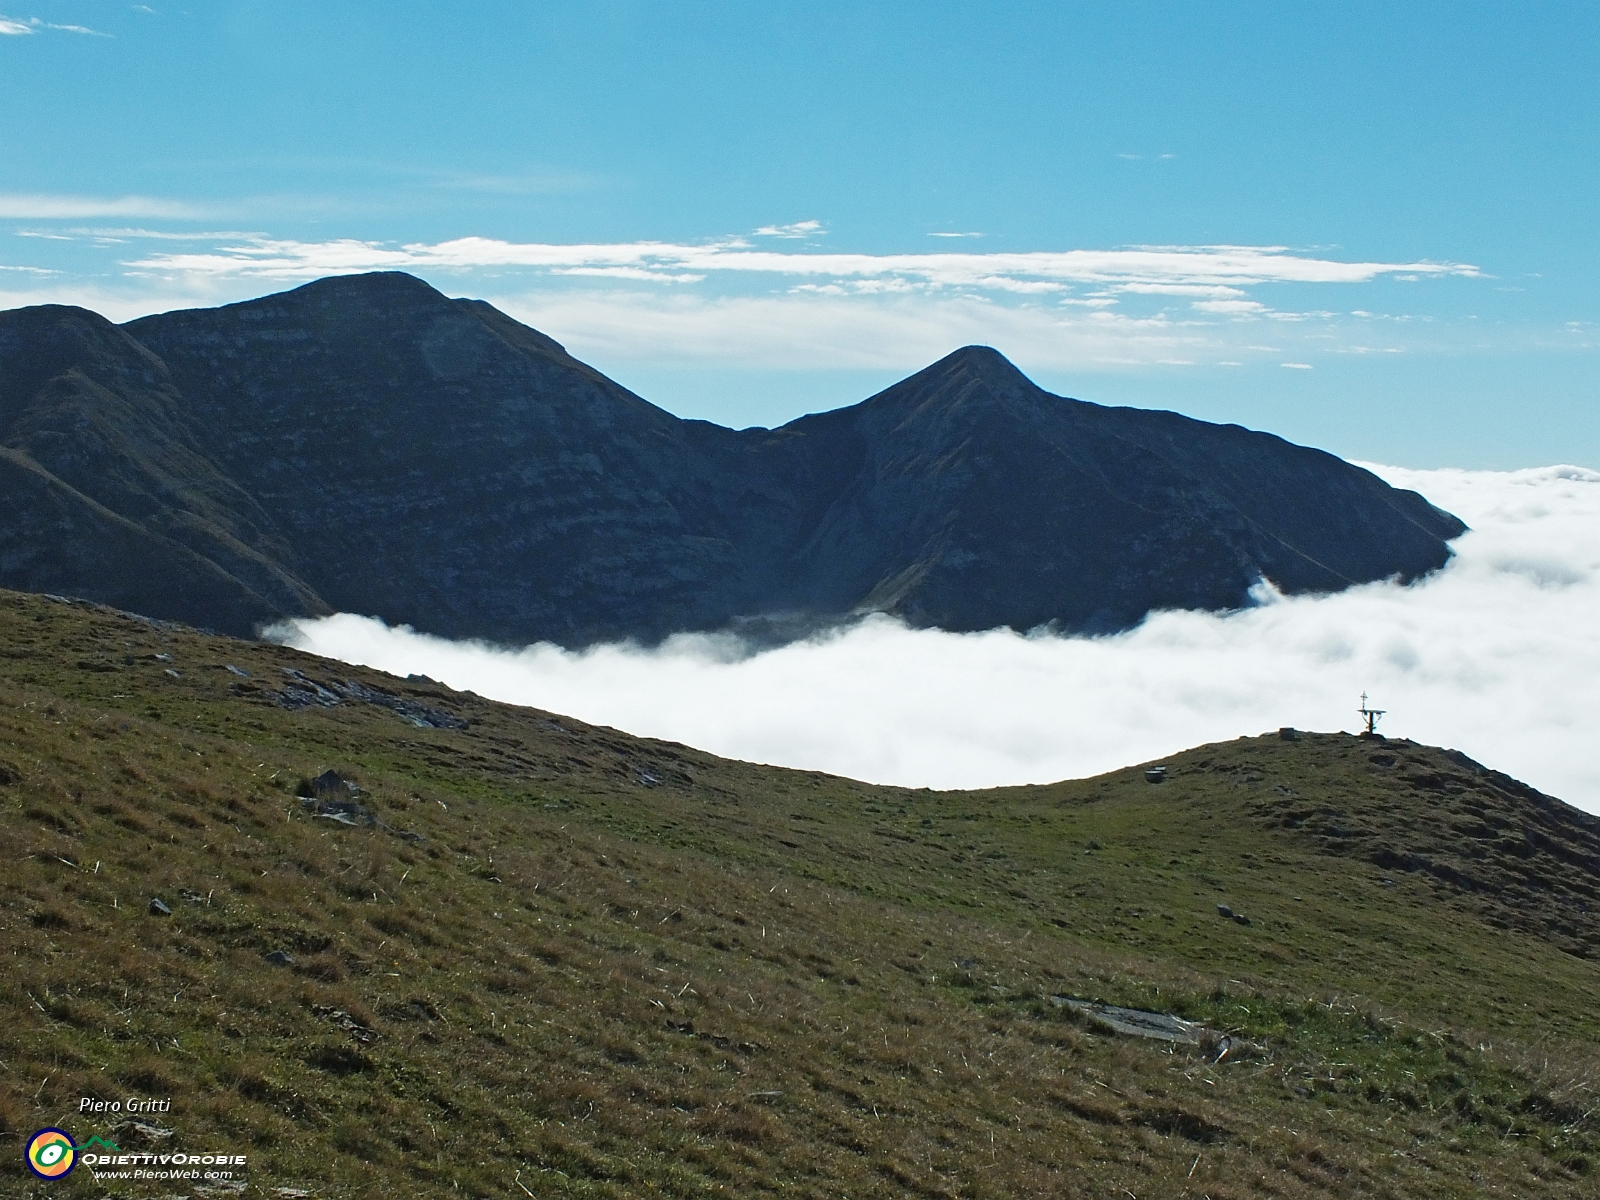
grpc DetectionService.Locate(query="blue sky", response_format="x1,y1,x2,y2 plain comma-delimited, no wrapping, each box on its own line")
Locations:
2,1,1596,468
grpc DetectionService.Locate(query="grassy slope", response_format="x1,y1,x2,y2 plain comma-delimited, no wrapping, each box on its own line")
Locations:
1,588,1596,1199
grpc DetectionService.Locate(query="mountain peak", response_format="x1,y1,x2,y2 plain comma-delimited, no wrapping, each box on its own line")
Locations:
4,276,1465,645
232,270,450,316
928,343,1035,386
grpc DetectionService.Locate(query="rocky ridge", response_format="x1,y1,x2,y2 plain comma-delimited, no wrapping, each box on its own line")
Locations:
0,272,1465,643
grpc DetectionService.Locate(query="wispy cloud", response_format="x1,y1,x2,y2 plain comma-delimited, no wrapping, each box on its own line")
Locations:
487,289,1215,370
271,466,1600,813
24,226,266,241
0,14,110,36
125,234,1479,293
753,220,824,239
0,217,1490,372
1194,299,1268,314
0,193,210,219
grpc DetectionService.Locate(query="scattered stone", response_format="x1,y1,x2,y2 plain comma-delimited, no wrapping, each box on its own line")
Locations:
225,664,251,677
300,771,375,823
296,770,421,840
1216,904,1234,918
336,677,469,729
1200,1028,1261,1062
193,1180,249,1197
277,668,343,708
1233,913,1252,926
1279,726,1299,740
163,668,181,679
110,1118,174,1145
307,769,358,798
1052,998,1203,1044
312,1004,378,1043
148,897,171,916
304,800,376,827
1380,878,1397,887
263,950,296,966
1144,766,1167,783
274,669,468,728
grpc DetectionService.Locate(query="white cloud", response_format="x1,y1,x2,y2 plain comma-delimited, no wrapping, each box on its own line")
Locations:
1113,283,1246,298
0,279,262,322
30,226,266,241
487,289,1213,370
0,222,1491,372
0,15,108,35
0,194,209,219
753,220,824,239
1193,299,1268,314
551,266,705,283
271,466,1600,815
123,235,1479,292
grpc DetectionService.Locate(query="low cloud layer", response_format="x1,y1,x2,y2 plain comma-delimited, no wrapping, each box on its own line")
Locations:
271,465,1600,813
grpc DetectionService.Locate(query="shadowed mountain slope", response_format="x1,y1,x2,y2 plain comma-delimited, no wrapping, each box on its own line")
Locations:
0,304,327,633
2,273,1463,643
2,589,1596,1198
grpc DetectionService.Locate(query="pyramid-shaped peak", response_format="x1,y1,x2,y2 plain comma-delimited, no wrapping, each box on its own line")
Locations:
925,344,1037,388
939,344,1018,368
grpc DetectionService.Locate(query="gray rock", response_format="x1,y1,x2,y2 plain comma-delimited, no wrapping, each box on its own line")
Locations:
263,950,295,966
148,897,171,916
1052,998,1204,1044
306,769,357,798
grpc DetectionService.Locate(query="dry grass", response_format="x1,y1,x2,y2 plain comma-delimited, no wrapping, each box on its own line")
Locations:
1,588,1597,1197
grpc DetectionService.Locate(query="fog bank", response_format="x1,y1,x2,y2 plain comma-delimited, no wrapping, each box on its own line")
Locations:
270,464,1600,813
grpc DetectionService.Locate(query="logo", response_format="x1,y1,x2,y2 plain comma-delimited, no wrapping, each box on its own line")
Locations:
26,1128,76,1179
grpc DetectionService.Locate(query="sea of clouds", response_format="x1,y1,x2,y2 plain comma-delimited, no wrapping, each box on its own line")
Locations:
270,464,1600,814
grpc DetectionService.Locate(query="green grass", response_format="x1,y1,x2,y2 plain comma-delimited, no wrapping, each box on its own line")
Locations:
1,588,1597,1197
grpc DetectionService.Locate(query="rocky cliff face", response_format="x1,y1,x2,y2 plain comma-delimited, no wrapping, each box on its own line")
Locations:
0,272,1464,643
